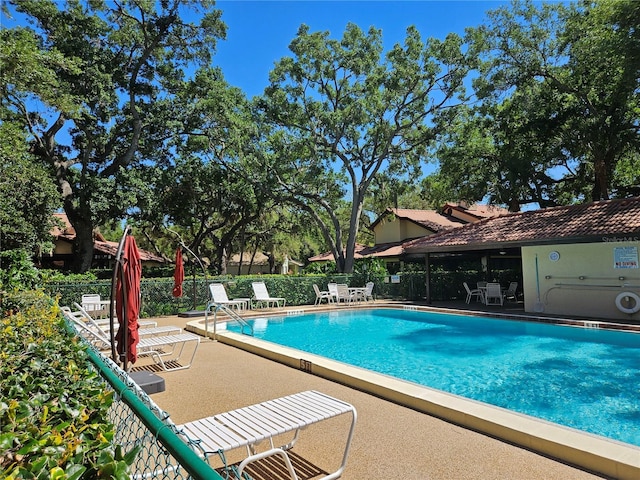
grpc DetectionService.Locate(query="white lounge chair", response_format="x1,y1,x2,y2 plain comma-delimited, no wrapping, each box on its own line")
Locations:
72,302,160,333
208,283,249,310
484,283,504,306
463,282,483,304
177,390,356,480
62,307,200,372
313,284,333,305
251,281,286,308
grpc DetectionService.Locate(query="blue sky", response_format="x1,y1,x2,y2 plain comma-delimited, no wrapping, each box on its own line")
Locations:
213,1,511,97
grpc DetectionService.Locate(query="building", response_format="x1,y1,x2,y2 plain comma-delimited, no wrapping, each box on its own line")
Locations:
405,197,640,321
308,204,508,272
42,213,165,269
227,252,303,275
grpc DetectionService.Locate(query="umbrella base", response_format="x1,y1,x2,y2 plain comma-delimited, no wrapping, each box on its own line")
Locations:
130,371,166,394
178,310,207,318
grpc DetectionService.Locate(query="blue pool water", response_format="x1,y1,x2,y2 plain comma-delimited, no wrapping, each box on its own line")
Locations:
227,309,640,447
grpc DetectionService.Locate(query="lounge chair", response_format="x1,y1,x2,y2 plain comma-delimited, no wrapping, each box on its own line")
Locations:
463,282,483,304
62,307,200,372
313,284,333,305
251,281,286,308
208,283,250,311
177,390,357,480
484,283,504,306
72,303,162,334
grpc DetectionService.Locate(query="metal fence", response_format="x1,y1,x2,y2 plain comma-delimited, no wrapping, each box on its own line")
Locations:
47,270,521,315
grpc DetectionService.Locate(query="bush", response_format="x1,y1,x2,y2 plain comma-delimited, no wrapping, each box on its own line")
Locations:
0,290,138,479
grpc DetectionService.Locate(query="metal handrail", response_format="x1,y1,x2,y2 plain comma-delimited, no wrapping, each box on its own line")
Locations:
204,302,254,339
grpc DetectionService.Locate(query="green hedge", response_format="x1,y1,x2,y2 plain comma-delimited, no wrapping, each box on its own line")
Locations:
0,290,137,479
45,270,522,316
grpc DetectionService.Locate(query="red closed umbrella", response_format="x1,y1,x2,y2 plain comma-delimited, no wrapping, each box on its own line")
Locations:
172,248,184,297
115,235,141,365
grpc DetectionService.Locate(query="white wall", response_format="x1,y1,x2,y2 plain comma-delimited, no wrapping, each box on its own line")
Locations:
522,241,640,321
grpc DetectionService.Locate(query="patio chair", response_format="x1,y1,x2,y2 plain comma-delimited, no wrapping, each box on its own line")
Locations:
252,281,286,308
208,283,249,311
361,282,375,302
336,284,356,303
463,282,483,304
328,282,339,303
484,283,504,306
313,284,333,305
81,293,109,318
504,282,518,302
62,306,200,372
177,390,357,480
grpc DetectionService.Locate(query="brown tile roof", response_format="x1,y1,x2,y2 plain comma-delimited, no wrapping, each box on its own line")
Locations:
370,208,465,233
443,202,510,219
405,197,640,253
308,244,369,262
94,240,165,264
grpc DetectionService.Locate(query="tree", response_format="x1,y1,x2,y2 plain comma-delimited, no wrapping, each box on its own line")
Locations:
260,23,471,272
465,0,640,204
1,0,225,272
0,122,61,258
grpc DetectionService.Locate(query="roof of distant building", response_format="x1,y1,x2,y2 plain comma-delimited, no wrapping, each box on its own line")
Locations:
405,197,640,253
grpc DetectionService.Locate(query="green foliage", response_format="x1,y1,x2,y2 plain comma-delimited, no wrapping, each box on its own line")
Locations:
0,122,61,254
261,22,473,272
0,291,138,479
433,0,640,209
2,0,227,273
0,250,41,292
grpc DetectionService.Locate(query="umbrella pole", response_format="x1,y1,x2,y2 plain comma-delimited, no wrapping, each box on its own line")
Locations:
166,229,211,337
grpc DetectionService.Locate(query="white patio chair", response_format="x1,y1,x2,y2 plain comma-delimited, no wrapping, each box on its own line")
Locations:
177,390,357,480
504,282,518,302
484,283,504,306
463,282,483,304
251,281,286,308
313,284,333,305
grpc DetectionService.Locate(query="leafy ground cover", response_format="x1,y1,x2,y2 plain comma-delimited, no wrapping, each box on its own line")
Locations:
0,290,137,479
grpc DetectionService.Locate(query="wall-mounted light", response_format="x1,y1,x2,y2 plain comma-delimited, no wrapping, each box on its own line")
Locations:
499,250,506,255
579,276,586,280
545,275,552,279
619,276,626,281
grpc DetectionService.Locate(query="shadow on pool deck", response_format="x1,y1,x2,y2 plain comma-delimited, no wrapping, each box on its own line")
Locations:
138,302,631,480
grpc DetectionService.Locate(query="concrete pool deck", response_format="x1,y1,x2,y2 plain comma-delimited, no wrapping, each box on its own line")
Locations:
144,304,639,479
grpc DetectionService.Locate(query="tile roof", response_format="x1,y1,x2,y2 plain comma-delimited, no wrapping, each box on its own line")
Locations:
405,197,640,253
443,202,510,219
308,244,369,262
94,240,165,264
370,208,465,233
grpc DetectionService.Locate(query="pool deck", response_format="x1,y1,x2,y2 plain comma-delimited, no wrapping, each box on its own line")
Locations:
143,302,639,480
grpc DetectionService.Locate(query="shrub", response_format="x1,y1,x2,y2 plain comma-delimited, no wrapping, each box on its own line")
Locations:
0,290,137,479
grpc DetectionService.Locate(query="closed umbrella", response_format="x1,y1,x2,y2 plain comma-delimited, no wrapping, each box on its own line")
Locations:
115,234,141,366
172,247,184,297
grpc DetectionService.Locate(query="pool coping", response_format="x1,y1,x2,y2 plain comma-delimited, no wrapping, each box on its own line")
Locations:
185,304,640,480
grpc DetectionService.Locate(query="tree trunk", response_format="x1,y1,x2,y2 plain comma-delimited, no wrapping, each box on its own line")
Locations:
68,213,95,273
591,154,611,201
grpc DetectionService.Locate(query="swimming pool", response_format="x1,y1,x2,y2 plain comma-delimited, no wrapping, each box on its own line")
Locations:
225,308,640,447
